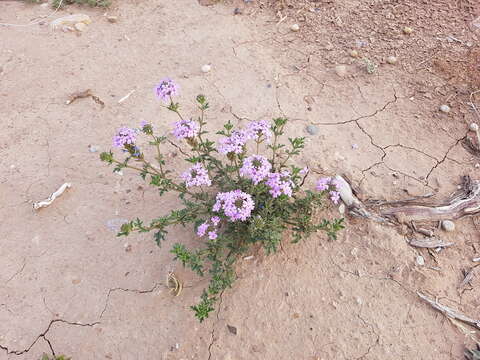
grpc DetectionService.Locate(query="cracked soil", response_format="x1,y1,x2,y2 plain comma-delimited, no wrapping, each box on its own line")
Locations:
1,0,480,359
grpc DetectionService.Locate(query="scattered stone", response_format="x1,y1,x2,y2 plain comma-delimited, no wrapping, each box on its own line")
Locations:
475,163,480,169
74,22,87,32
351,143,359,150
386,55,397,64
349,49,359,58
356,297,363,305
124,243,132,252
201,64,211,73
350,247,358,257
233,7,242,15
469,123,479,132
306,125,319,135
50,14,91,30
441,220,455,232
403,26,413,34
290,24,300,32
416,255,425,266
439,104,451,113
335,65,347,77
107,16,118,23
338,203,346,215
72,278,81,285
88,145,99,153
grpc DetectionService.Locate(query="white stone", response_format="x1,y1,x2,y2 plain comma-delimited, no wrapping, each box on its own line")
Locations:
416,255,425,266
349,49,359,58
403,26,413,34
469,123,479,132
441,220,455,232
335,65,347,77
290,24,300,32
201,64,211,73
338,203,346,215
386,56,397,64
439,104,451,113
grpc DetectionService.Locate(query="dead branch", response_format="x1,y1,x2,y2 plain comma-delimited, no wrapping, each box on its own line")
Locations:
418,292,480,330
408,237,454,249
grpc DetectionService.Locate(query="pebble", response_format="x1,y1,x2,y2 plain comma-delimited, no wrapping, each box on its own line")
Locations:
306,125,319,135
439,104,451,113
233,7,242,15
386,55,397,64
351,143,359,149
403,26,413,34
441,220,455,232
356,297,363,305
290,24,300,32
88,145,99,153
335,65,347,77
469,123,479,132
416,255,425,266
107,16,118,23
475,163,480,168
349,49,359,58
74,22,88,32
201,64,211,73
338,203,346,215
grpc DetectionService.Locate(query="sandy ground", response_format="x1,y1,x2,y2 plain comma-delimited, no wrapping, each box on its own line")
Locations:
1,0,480,359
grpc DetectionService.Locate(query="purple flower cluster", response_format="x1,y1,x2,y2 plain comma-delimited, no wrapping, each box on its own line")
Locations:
113,127,137,148
154,78,179,102
172,119,200,139
217,130,249,155
316,177,341,204
247,120,272,142
181,163,211,187
213,190,255,221
240,155,272,185
197,216,221,240
265,171,294,198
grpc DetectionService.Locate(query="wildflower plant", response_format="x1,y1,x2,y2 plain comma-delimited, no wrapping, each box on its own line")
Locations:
100,79,344,321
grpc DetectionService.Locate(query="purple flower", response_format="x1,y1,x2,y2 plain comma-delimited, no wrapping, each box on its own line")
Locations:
211,216,220,226
140,120,148,128
197,222,209,237
154,78,179,102
181,163,211,187
329,191,340,204
240,155,272,184
246,120,272,142
113,127,137,148
217,130,248,155
208,231,218,240
316,177,331,191
172,119,200,139
213,190,255,221
330,178,342,191
266,171,294,198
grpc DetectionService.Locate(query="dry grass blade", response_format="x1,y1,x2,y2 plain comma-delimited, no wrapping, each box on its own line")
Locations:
166,272,183,297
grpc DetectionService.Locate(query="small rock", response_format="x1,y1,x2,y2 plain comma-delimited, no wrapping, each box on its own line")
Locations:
475,163,480,168
88,145,99,153
74,22,88,32
355,297,363,305
416,255,425,266
403,26,413,34
201,64,211,73
335,65,347,77
306,125,319,135
338,203,346,215
124,243,132,252
351,143,359,150
349,49,359,58
439,104,451,113
290,24,300,32
227,325,237,335
386,55,397,64
107,16,118,23
441,220,455,232
233,7,242,15
72,278,81,285
350,247,358,257
469,123,479,132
